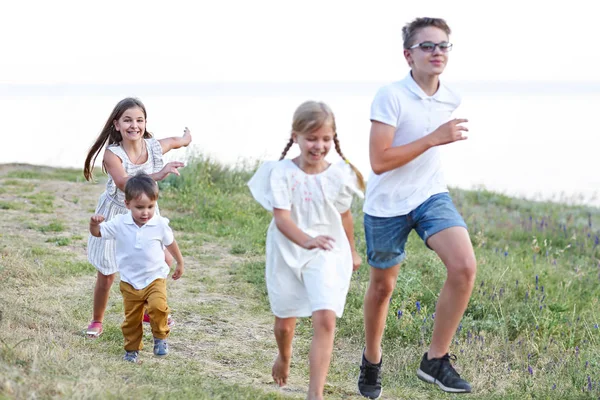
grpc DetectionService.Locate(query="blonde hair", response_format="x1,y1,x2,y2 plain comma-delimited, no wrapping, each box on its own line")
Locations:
279,101,365,191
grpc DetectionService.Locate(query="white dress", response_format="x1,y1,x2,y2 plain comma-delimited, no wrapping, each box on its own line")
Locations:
248,159,363,318
87,138,164,275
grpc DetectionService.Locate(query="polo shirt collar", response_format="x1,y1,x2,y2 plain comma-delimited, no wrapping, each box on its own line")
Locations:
123,212,159,226
403,71,454,103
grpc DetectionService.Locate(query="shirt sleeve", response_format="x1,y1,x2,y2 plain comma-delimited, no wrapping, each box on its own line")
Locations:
334,163,365,213
99,217,120,240
160,217,174,246
370,85,401,128
247,161,291,211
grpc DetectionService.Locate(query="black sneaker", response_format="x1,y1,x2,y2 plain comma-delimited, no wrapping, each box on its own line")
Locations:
358,350,382,399
417,352,472,393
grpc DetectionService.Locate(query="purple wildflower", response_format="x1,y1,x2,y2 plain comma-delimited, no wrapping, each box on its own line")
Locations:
416,301,421,312
397,310,403,319
528,365,533,375
535,275,539,290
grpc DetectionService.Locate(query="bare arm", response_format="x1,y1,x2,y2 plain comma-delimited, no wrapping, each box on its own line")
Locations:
165,239,185,280
369,119,468,175
89,215,105,237
273,208,335,250
340,209,361,271
159,127,192,154
103,151,185,191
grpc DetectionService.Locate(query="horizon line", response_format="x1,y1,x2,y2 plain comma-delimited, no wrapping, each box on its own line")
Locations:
2,80,600,96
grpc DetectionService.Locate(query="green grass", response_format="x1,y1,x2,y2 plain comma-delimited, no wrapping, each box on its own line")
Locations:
2,159,600,399
158,156,600,398
0,201,23,210
5,166,83,182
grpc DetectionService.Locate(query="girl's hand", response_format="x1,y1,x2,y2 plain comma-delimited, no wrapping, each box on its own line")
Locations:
182,127,192,146
303,235,335,251
172,263,184,280
351,249,362,271
90,215,105,225
429,118,468,146
158,161,185,179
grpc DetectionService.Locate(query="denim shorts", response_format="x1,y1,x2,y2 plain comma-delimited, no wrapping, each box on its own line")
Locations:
364,193,468,269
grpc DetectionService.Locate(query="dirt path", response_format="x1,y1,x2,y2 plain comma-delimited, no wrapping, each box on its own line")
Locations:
0,165,348,399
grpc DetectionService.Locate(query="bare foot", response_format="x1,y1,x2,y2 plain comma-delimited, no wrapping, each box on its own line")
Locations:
272,354,291,387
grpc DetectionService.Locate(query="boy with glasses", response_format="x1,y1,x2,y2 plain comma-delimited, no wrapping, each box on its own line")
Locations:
358,17,475,398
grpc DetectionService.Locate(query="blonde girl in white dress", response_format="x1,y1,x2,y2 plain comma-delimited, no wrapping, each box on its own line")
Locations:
83,97,192,338
248,101,365,400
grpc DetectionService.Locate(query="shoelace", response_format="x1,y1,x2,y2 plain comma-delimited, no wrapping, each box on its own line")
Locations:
434,354,461,381
360,363,381,385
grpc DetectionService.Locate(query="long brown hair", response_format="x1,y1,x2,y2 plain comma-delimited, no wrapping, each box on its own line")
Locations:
83,97,153,181
279,101,365,191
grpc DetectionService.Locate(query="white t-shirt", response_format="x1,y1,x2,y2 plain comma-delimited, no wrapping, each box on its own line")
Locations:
100,212,174,290
364,72,461,217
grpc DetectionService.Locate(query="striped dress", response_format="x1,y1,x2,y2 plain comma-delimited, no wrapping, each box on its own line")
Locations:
88,138,164,275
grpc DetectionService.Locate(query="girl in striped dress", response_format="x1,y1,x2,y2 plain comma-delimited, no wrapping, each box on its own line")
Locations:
83,97,192,338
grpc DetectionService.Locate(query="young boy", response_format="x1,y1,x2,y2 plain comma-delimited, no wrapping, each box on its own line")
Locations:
90,173,184,363
358,17,476,398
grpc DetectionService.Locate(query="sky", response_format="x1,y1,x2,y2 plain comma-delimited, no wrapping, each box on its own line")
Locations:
1,0,597,85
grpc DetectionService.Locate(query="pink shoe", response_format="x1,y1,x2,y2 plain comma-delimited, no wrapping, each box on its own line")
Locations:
86,321,103,338
143,313,174,327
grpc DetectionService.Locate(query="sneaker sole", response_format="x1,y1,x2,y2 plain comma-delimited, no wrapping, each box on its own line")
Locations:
357,383,382,399
417,369,471,393
85,330,102,338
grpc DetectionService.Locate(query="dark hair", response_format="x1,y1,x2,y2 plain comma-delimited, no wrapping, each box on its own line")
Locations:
124,173,159,202
83,97,153,181
279,101,365,191
402,17,451,49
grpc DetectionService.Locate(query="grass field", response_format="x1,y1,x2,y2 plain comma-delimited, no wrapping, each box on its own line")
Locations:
1,159,599,399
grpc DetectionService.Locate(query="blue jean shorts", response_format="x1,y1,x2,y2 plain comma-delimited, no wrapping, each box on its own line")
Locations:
364,193,468,269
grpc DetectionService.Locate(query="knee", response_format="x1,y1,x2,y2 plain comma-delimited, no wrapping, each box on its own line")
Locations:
368,279,396,303
313,313,336,334
274,320,295,338
147,298,168,314
448,256,477,287
97,273,115,289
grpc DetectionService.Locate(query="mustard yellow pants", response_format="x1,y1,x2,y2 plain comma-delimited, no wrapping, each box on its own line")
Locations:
120,279,170,351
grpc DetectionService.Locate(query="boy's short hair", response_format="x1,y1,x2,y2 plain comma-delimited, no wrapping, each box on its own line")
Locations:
402,17,451,49
124,173,159,202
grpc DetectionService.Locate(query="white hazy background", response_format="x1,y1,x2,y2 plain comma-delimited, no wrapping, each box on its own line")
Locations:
1,0,599,204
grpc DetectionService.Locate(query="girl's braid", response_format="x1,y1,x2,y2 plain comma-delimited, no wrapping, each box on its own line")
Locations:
279,136,294,160
333,134,366,191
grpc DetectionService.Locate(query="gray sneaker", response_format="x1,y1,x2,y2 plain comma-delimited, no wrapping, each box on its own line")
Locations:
417,353,472,393
123,350,139,363
153,338,169,357
358,350,382,399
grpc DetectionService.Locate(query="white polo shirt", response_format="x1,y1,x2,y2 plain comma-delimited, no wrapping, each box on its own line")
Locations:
100,212,174,290
364,72,461,217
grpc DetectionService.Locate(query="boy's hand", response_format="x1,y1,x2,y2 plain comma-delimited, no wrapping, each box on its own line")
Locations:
182,127,192,146
172,263,184,280
430,118,468,146
351,249,362,271
90,215,105,225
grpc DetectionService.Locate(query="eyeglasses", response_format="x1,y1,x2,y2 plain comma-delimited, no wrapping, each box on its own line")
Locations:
408,41,453,53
